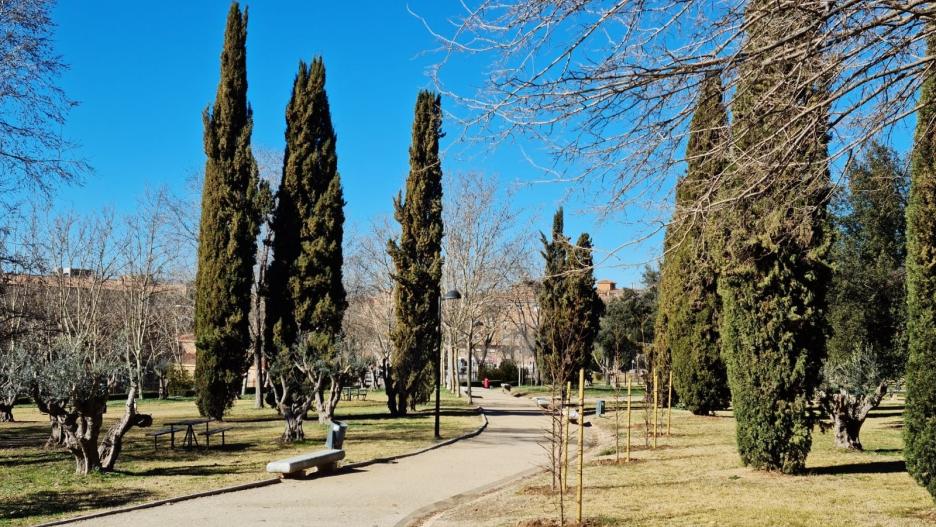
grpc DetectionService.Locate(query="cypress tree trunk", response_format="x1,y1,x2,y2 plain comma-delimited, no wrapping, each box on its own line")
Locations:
387,91,444,417
717,1,832,474
194,3,263,420
656,72,730,416
905,26,936,500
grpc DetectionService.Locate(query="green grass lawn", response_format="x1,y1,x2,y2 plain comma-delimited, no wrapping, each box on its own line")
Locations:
0,390,478,527
434,397,936,526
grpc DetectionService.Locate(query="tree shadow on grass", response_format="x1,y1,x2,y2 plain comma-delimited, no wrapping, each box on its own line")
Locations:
0,451,60,467
868,411,904,418
808,460,906,476
0,488,155,520
124,463,251,477
0,423,50,448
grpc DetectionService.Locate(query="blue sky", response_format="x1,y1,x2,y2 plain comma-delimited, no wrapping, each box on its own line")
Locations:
49,1,663,287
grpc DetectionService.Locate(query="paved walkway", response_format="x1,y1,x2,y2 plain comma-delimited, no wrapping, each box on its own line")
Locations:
66,389,547,527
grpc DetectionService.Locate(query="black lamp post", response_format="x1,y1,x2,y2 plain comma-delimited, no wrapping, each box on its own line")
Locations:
436,289,461,439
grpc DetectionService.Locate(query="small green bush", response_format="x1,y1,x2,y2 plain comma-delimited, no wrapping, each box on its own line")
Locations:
167,365,194,397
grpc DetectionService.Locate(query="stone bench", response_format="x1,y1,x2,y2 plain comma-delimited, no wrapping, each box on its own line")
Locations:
266,448,346,478
266,420,348,479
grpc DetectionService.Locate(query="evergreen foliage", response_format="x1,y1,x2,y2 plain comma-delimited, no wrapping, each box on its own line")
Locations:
716,1,832,473
264,57,347,422
654,72,730,415
536,210,603,385
595,287,655,375
536,209,571,383
827,143,907,378
386,90,444,416
567,233,604,375
905,29,936,499
194,3,264,419
819,142,906,450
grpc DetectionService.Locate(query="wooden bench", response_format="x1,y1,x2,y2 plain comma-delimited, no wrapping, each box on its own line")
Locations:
267,420,348,479
147,427,176,450
200,425,234,448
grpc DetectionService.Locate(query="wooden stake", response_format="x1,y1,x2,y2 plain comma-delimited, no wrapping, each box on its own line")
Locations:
667,370,673,437
653,370,659,449
614,373,620,463
562,381,571,491
576,368,585,524
626,374,632,462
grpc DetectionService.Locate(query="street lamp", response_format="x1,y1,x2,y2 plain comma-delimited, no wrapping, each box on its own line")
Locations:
436,289,462,439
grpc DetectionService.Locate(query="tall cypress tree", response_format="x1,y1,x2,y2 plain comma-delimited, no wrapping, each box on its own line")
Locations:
194,3,263,419
537,209,571,383
655,72,730,415
905,28,936,499
386,91,444,416
265,58,346,433
567,233,603,377
717,1,832,473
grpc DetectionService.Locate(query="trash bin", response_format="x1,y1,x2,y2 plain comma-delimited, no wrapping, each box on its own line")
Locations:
326,420,348,449
595,399,605,417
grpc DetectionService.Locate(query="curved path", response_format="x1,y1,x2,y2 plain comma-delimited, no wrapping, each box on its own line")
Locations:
66,389,547,527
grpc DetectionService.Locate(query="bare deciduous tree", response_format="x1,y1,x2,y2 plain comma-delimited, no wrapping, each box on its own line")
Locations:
442,172,530,394
28,210,152,474
118,188,184,397
344,218,397,390
426,1,932,248
0,0,86,197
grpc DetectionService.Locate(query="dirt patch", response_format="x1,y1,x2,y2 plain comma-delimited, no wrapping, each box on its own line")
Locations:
519,484,564,496
906,508,936,523
593,457,645,466
516,518,606,527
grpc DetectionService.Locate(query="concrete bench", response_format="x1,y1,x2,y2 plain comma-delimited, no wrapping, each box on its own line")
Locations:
267,420,348,479
147,427,176,450
200,425,233,448
266,448,345,478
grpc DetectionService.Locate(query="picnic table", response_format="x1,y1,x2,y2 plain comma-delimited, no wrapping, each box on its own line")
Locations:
342,386,367,401
164,418,212,449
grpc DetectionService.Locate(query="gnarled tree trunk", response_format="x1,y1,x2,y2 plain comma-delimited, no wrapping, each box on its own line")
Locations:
62,410,105,475
315,372,344,423
826,382,887,450
99,387,153,470
0,403,13,422
37,387,151,475
273,380,313,443
280,400,312,442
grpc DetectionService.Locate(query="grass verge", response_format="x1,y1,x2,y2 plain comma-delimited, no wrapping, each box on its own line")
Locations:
432,398,936,526
0,390,477,526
